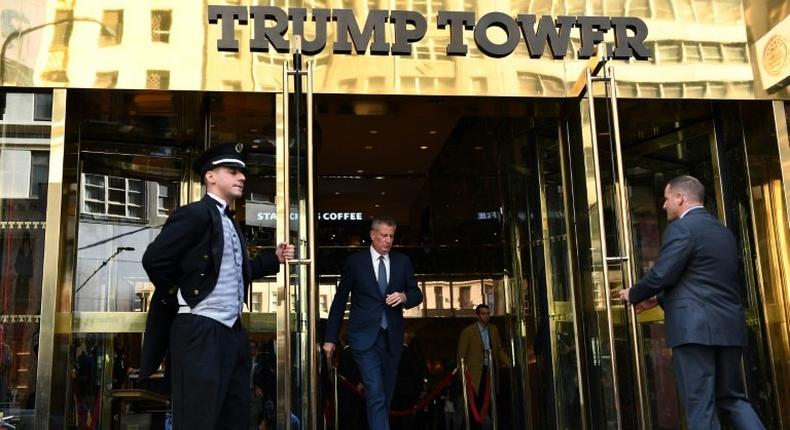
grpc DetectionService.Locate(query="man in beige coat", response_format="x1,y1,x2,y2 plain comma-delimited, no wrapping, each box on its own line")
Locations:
457,304,509,429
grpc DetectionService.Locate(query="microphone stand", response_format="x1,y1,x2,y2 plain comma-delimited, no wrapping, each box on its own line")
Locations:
75,248,127,294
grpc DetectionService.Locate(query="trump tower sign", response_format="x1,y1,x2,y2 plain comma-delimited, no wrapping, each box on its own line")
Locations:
207,6,651,60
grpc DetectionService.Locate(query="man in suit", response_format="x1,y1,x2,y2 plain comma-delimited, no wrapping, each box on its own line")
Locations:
323,217,423,430
619,175,764,430
140,143,294,429
457,304,509,430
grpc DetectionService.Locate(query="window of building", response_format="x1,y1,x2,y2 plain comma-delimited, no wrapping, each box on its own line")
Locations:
30,152,49,198
368,76,385,90
604,0,625,15
566,0,586,15
146,70,170,89
714,0,743,23
223,80,243,91
82,174,144,220
458,286,471,309
685,82,705,97
433,286,444,309
654,0,674,19
722,43,748,63
41,70,68,83
0,150,49,199
33,93,52,122
151,10,172,43
99,10,124,46
95,71,119,88
692,0,714,22
657,42,682,63
51,10,73,47
683,42,702,62
662,83,683,98
627,0,650,17
415,44,432,60
157,183,176,216
518,72,542,94
674,0,695,20
251,292,263,312
700,43,723,62
0,150,32,198
338,78,357,91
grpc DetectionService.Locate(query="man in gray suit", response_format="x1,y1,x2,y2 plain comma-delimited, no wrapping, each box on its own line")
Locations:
619,175,764,430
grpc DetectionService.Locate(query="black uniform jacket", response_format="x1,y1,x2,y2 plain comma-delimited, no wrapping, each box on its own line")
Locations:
139,195,280,377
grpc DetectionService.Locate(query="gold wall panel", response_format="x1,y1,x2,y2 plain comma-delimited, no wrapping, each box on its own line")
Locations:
0,0,787,99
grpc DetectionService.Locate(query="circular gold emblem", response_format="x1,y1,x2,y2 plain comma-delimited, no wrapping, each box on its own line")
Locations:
764,35,788,76
235,143,244,153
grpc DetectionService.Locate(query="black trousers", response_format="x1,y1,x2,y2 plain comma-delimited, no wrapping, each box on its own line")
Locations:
170,314,251,430
672,344,765,430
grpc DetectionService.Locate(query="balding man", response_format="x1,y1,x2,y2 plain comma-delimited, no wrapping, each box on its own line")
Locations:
619,175,764,430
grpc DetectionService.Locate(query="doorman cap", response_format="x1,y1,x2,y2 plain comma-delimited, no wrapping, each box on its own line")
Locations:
192,143,247,177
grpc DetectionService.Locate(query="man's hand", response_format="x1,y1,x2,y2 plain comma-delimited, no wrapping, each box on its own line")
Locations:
276,243,295,263
385,291,407,307
322,342,336,363
619,288,659,314
635,296,659,314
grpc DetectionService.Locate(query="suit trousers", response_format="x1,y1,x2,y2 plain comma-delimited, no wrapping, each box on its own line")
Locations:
170,314,251,430
352,328,402,430
672,344,765,430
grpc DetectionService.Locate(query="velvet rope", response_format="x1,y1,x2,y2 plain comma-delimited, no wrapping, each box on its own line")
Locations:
463,370,491,424
336,368,458,417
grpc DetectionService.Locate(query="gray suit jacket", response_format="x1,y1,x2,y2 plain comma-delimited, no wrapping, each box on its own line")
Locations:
628,208,747,348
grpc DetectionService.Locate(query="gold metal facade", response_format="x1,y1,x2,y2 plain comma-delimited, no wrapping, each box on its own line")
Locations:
0,0,788,99
2,2,790,430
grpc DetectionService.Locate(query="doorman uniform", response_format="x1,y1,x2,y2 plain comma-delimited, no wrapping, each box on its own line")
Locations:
140,143,281,429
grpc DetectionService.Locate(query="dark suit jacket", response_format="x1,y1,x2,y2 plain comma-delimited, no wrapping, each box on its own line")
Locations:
325,249,423,352
628,208,747,348
139,195,280,377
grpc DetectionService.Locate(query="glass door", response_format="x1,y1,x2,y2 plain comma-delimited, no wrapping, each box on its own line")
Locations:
275,51,318,429
570,62,731,429
54,90,281,429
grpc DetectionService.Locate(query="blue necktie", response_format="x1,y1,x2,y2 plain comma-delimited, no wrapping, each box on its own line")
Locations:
378,256,388,329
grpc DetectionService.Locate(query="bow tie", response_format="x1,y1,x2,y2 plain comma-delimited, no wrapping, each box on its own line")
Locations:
214,200,235,217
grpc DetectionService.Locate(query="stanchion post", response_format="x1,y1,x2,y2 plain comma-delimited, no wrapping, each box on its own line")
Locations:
460,358,471,430
487,349,498,429
332,366,339,430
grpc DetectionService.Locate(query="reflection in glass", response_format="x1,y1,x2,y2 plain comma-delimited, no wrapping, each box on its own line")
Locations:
0,90,53,426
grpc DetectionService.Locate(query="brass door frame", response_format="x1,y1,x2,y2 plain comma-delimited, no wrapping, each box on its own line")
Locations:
577,61,648,429
276,53,317,430
34,88,68,427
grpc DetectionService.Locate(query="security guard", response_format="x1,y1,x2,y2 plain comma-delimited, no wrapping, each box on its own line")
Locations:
140,143,293,429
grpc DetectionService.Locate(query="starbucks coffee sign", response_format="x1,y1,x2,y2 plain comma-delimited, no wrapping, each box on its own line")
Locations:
207,6,651,60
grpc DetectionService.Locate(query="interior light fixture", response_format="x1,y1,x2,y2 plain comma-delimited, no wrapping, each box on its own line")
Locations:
419,145,428,150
